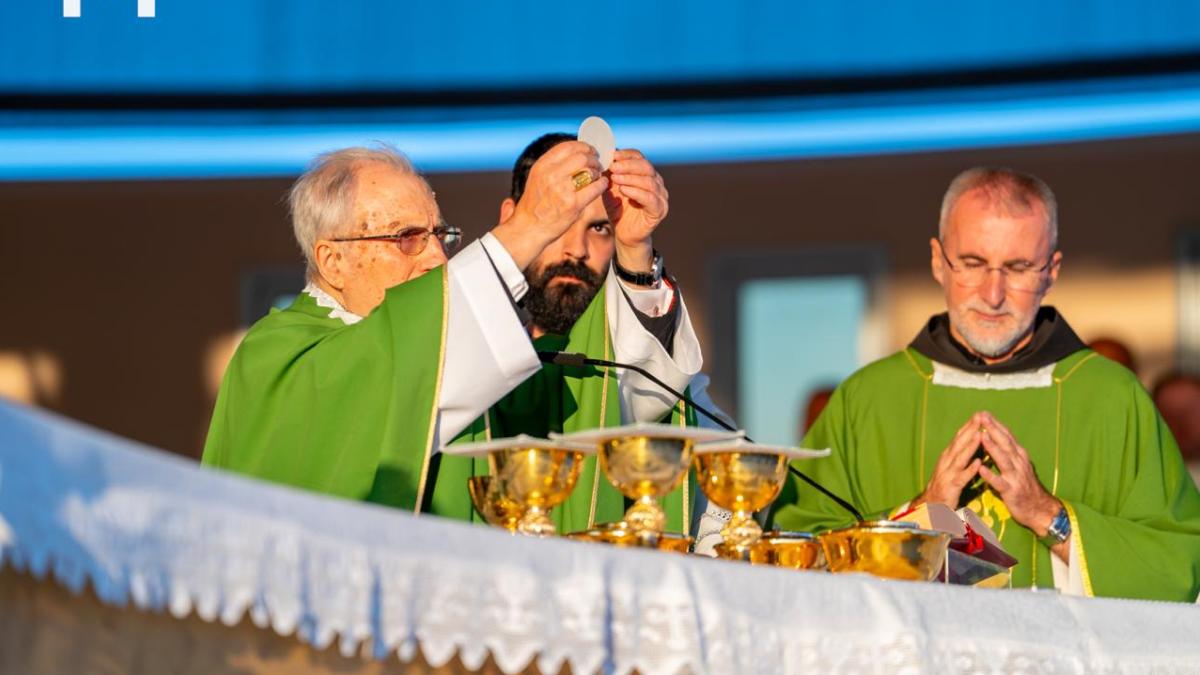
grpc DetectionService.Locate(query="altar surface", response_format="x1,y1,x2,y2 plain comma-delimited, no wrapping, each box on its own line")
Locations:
2,400,1197,674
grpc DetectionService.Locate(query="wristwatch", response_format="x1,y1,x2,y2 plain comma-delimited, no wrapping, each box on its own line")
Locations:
613,248,664,288
1038,505,1071,547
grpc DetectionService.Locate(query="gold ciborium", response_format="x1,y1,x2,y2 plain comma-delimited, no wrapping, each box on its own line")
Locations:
819,520,952,582
554,423,739,537
566,521,693,553
467,476,524,532
443,435,594,537
716,531,825,570
694,439,829,552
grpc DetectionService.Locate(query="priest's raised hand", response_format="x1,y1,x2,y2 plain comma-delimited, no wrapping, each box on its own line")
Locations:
493,140,608,270
604,148,670,280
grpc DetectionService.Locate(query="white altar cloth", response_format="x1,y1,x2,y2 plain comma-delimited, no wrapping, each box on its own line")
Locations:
1,399,1198,674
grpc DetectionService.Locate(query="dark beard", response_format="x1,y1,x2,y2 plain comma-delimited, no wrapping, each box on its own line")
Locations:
524,260,603,336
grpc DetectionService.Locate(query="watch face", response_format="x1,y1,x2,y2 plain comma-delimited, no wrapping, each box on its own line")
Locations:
1048,508,1070,542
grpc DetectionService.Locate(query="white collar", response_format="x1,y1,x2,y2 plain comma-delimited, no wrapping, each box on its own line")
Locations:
302,283,362,326
930,361,1056,390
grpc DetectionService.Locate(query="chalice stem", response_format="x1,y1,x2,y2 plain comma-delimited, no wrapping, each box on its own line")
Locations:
625,495,667,534
517,505,558,537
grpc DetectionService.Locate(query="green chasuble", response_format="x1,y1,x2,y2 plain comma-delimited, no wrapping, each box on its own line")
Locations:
452,282,697,535
773,347,1200,601
202,267,480,519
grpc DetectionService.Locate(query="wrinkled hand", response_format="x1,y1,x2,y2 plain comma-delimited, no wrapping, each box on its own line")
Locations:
496,141,608,269
976,412,1061,535
603,149,668,271
520,141,609,243
913,412,986,509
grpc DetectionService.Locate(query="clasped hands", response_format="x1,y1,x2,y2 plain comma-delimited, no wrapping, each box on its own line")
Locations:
913,411,1062,540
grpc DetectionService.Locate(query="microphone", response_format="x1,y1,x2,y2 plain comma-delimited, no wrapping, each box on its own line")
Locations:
535,350,864,522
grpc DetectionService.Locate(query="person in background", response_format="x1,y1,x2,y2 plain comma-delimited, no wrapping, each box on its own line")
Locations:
1153,372,1200,488
801,386,836,438
1088,337,1138,375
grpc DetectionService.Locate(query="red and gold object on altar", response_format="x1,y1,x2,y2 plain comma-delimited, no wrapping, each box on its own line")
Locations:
893,502,1018,587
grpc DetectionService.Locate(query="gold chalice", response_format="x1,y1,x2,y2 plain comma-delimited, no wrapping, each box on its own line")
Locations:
716,531,825,570
443,435,595,537
819,520,952,582
466,476,524,532
554,423,739,538
694,439,830,552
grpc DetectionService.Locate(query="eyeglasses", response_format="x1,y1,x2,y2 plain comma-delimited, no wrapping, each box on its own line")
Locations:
331,224,462,256
938,239,1055,292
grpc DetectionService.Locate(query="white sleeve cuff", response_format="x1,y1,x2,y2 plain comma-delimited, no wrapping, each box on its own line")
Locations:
605,265,703,423
435,240,540,446
479,232,529,302
1050,536,1085,596
618,277,675,317
692,500,734,557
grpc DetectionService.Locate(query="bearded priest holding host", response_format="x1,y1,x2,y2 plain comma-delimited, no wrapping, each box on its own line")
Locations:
450,132,705,534
201,138,702,527
771,167,1200,602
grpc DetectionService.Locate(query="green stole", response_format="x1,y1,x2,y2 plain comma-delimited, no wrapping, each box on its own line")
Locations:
773,347,1200,602
202,268,469,517
451,282,697,534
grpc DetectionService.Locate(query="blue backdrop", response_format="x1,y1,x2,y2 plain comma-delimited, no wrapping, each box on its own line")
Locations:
3,1,1200,93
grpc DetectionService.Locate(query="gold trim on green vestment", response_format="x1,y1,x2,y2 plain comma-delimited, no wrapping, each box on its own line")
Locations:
414,266,451,515
586,324,612,529
1063,500,1095,596
1048,352,1097,593
901,349,934,485
677,398,689,532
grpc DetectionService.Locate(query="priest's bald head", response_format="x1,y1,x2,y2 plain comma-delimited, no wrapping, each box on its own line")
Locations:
930,167,1063,364
289,146,455,317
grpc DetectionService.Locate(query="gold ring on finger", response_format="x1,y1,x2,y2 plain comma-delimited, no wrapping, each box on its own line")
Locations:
571,170,593,191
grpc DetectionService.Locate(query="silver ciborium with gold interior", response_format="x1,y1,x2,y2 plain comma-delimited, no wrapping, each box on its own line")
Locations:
692,438,830,561
819,520,953,582
721,531,826,570
443,435,595,537
553,423,739,548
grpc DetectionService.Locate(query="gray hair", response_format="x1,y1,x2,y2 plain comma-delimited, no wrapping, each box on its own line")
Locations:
938,167,1058,250
288,145,418,275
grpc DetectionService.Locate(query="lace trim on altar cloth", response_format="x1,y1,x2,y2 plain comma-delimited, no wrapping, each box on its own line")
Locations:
4,400,1200,675
303,283,362,325
932,361,1056,390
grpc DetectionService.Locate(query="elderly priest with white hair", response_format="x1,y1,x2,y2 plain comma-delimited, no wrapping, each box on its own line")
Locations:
202,142,676,517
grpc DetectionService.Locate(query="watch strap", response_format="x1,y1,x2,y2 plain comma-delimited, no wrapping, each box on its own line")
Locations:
1038,505,1071,547
613,248,663,287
